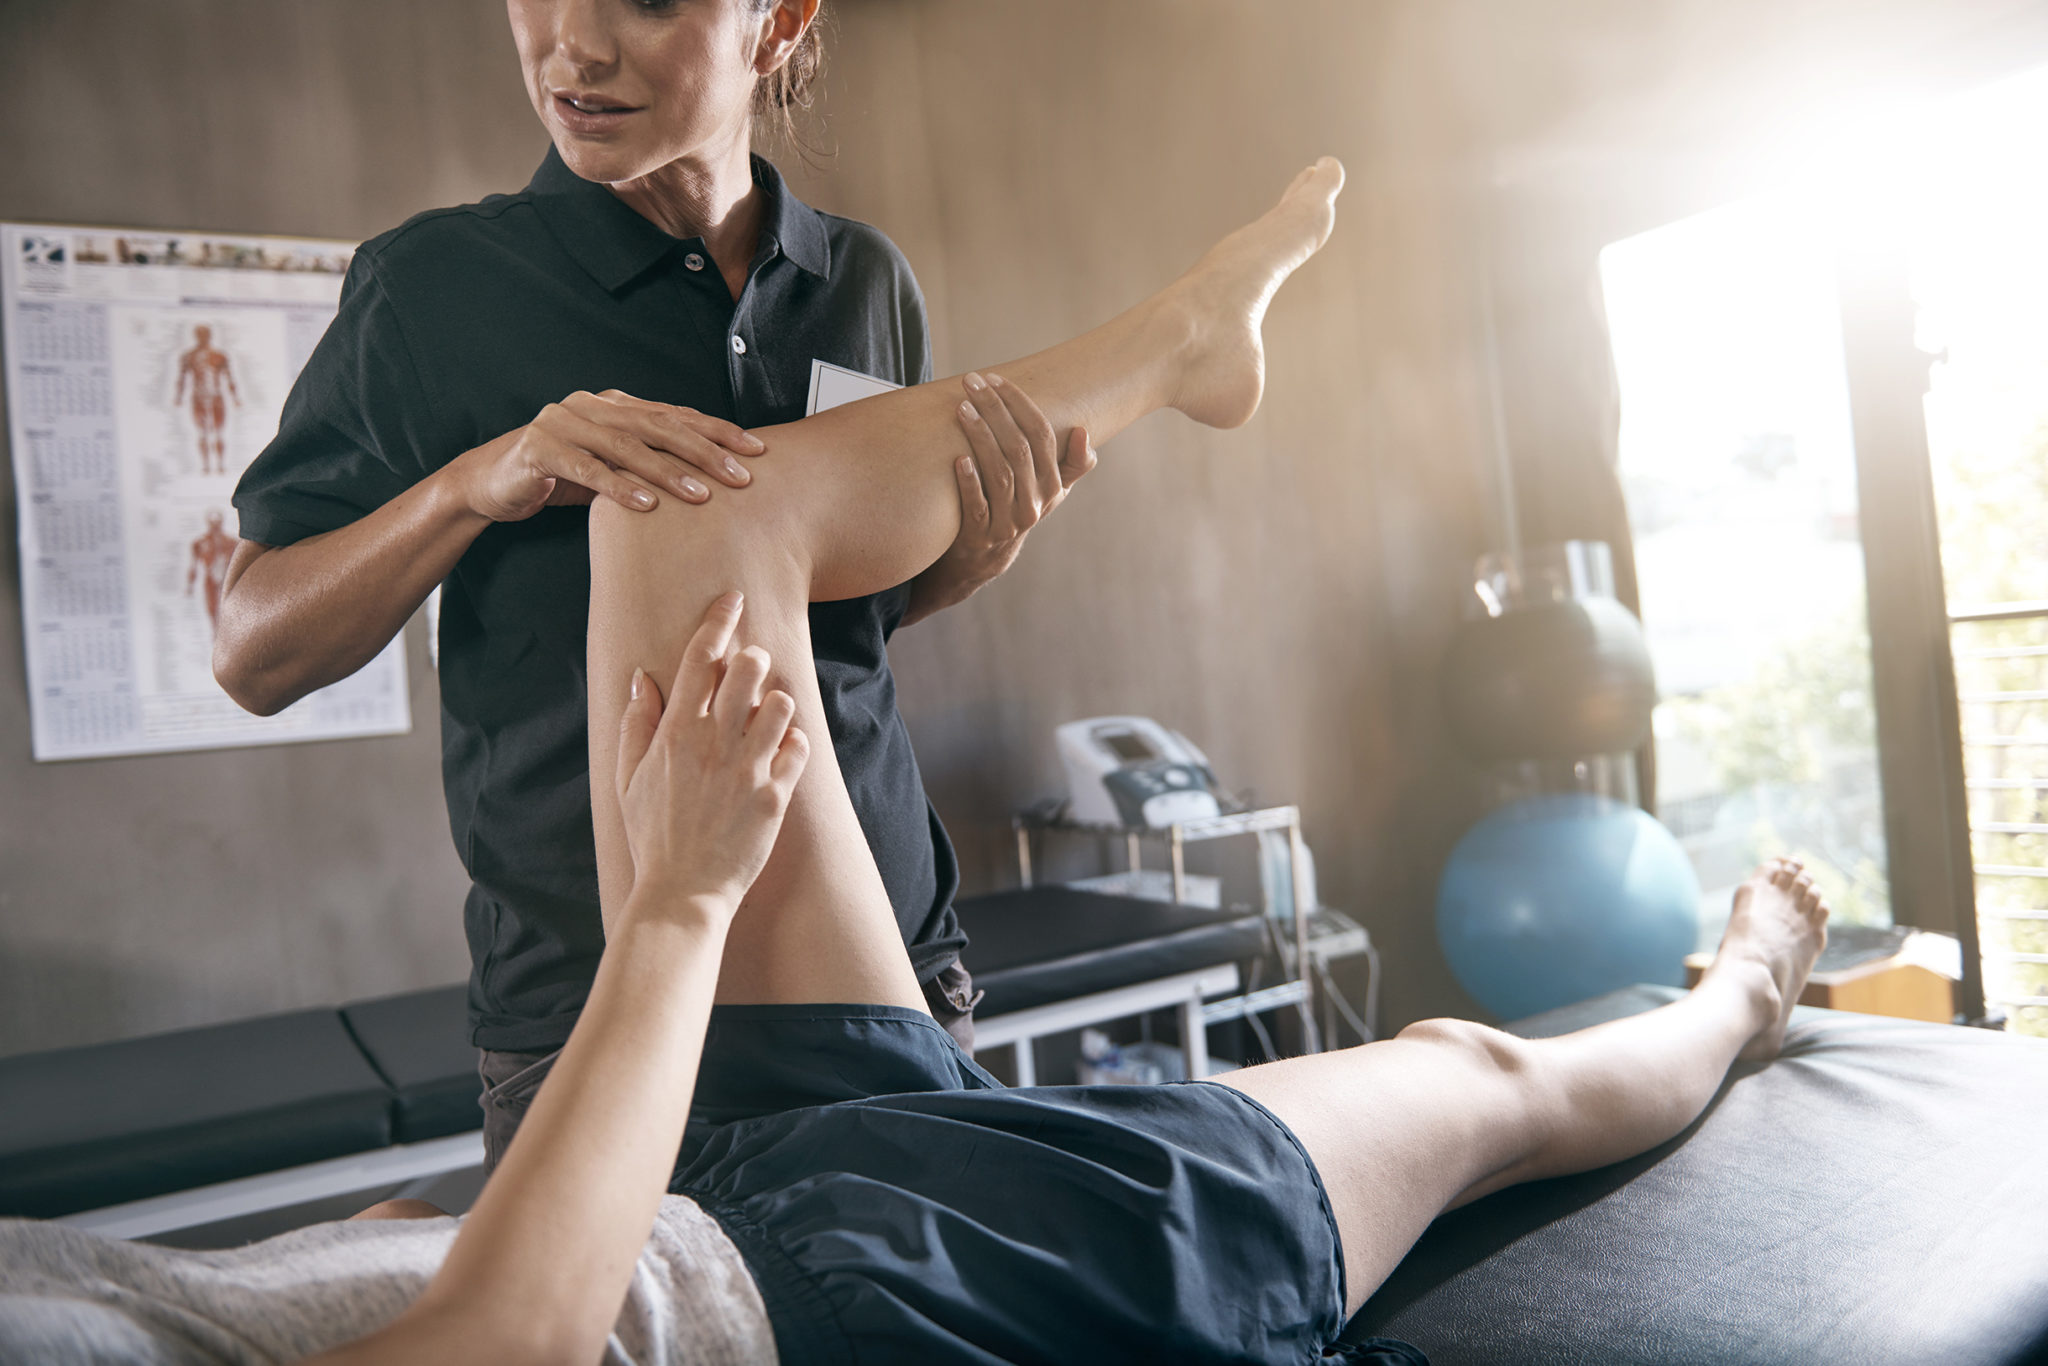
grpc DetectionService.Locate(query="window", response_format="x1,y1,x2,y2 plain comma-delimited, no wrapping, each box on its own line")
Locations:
1601,202,1887,942
1600,63,2048,1033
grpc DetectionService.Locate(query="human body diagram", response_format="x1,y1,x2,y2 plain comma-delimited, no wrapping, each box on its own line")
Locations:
173,325,240,474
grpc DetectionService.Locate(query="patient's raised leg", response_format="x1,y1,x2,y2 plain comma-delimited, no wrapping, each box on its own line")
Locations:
1223,859,1830,1313
588,159,1344,1005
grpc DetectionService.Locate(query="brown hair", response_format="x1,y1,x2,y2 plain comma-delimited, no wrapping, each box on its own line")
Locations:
751,0,830,158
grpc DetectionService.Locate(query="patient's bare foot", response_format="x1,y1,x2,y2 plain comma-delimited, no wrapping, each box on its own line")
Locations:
1166,157,1344,429
1704,858,1830,1063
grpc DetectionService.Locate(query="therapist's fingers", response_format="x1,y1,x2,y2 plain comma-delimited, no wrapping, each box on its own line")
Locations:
986,374,1061,510
1058,426,1098,490
616,667,662,797
557,392,728,498
590,390,765,488
595,390,764,456
954,392,1012,518
950,443,993,537
673,592,744,719
532,402,710,507
960,373,1030,516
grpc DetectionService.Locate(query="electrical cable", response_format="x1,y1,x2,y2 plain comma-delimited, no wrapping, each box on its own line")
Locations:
1240,942,1281,1063
1315,957,1376,1045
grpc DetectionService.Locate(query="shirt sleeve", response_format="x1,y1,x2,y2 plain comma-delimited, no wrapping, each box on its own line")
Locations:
897,261,933,387
232,252,449,548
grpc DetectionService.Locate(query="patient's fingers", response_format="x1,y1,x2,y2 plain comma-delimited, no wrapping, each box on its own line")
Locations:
747,689,798,766
770,723,810,793
675,592,743,718
615,667,662,797
714,645,772,735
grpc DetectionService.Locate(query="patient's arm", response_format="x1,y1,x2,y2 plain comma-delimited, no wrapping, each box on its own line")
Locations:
308,598,805,1366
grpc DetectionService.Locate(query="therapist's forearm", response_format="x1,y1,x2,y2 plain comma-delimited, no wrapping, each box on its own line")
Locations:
213,460,491,715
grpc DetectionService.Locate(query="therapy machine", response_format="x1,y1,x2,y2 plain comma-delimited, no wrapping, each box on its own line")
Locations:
1056,716,1223,828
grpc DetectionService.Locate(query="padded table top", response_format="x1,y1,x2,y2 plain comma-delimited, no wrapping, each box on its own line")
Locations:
1344,986,2048,1366
341,986,483,1144
0,1010,392,1220
955,887,1272,1017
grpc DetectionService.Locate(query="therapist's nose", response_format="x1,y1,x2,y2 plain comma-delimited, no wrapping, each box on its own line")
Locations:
552,0,620,79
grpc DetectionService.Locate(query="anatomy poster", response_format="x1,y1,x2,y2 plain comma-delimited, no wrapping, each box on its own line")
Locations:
3,223,409,760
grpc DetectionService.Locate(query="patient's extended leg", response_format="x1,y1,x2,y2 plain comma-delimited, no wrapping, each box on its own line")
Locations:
748,156,1343,604
1223,858,1830,1313
588,160,1343,1004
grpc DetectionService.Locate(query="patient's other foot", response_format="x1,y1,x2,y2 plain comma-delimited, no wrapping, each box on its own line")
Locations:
1168,157,1344,429
1706,858,1830,1063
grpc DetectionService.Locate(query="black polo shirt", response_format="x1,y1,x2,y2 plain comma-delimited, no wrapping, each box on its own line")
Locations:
234,148,964,1052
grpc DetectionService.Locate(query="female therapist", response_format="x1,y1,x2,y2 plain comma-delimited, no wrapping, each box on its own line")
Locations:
217,0,1090,1174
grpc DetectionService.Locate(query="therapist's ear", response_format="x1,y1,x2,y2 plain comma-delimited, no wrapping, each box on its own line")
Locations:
753,0,821,80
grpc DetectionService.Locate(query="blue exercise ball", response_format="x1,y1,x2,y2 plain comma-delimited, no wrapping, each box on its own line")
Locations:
1436,792,1701,1020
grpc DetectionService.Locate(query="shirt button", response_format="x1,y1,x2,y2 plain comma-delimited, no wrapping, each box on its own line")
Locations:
731,334,748,356
683,252,706,272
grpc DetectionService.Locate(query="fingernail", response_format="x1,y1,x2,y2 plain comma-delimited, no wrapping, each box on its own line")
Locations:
987,372,1005,387
964,372,986,391
630,490,656,509
724,457,748,482
723,590,743,609
959,400,981,422
683,478,708,499
743,433,766,452
629,667,648,700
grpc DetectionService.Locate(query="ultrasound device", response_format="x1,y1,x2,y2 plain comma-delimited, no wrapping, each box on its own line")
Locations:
1055,716,1224,828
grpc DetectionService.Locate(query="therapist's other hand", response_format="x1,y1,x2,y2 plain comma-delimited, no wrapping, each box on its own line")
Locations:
457,389,766,522
904,372,1097,623
613,592,809,914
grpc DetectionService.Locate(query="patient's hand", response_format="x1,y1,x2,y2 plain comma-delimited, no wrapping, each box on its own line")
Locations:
612,592,809,915
902,372,1097,624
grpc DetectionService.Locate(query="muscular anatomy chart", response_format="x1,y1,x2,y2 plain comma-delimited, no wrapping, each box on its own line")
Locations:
174,325,240,474
3,222,408,760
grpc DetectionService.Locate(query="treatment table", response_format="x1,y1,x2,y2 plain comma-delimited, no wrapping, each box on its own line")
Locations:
2,946,2043,1362
1342,985,2048,1365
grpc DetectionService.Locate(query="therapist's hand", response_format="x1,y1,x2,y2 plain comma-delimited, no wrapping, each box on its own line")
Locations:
455,389,766,523
901,372,1097,625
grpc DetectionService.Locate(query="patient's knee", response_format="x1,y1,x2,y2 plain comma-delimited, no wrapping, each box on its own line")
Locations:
587,477,804,588
1397,1017,1535,1082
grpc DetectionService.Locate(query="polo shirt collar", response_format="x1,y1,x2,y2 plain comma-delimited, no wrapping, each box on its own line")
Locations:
526,145,831,292
752,155,831,280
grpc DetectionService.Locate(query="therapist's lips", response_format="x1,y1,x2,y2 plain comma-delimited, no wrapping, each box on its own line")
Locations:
552,90,643,134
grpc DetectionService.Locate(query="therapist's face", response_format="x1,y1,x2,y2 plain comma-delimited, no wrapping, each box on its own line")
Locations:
507,0,769,185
